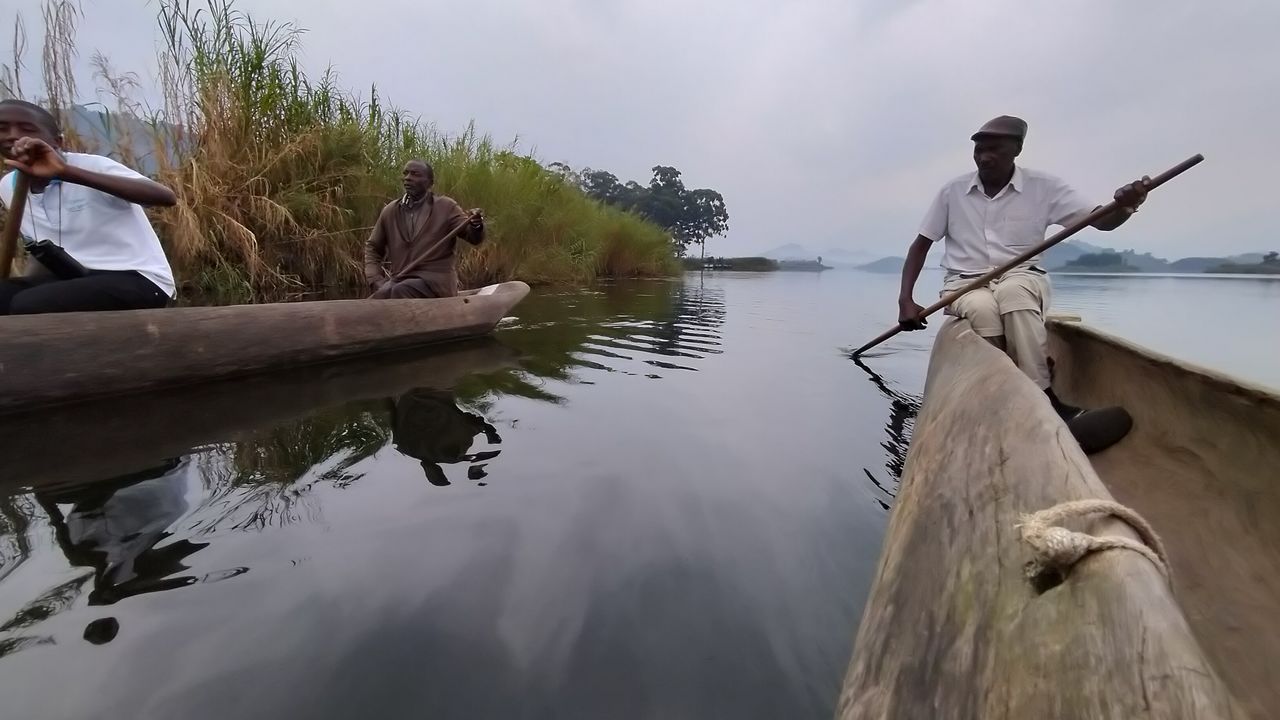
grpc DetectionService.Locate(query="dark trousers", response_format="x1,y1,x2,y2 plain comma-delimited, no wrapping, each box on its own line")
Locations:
368,278,441,299
0,271,170,315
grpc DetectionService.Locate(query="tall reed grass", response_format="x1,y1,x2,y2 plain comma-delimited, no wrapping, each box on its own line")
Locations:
2,0,677,301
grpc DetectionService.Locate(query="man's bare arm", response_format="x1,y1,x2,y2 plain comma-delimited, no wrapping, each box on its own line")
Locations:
897,235,932,330
61,164,177,207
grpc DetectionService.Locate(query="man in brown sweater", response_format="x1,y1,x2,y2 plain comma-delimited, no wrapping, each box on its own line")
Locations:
364,159,485,299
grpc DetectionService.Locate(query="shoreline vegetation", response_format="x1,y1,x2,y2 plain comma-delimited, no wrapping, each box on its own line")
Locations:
1204,257,1280,275
681,257,832,272
1,0,693,303
1053,250,1279,276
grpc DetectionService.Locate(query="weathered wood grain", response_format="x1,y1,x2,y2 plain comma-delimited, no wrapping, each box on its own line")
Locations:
1050,320,1280,720
837,319,1242,720
0,280,529,413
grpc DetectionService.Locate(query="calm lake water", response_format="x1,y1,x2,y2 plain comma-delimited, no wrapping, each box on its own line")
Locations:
0,269,1275,719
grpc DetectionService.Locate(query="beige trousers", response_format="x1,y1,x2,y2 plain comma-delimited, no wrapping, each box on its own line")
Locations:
942,268,1052,389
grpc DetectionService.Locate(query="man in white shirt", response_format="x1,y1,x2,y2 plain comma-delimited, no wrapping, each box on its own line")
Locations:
0,99,178,314
896,116,1150,441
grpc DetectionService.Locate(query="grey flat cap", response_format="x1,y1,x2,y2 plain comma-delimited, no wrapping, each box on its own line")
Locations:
971,115,1027,141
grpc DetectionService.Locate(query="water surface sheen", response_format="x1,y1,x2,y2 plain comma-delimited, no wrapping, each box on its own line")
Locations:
0,272,923,720
1,269,1272,719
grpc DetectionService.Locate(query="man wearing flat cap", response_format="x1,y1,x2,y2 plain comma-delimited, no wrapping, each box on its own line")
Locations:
896,115,1151,436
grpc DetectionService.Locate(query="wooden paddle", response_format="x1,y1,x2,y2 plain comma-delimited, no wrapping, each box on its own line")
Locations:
850,154,1205,358
1,172,31,279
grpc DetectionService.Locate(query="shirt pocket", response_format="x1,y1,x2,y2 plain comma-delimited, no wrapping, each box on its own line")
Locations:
999,212,1047,248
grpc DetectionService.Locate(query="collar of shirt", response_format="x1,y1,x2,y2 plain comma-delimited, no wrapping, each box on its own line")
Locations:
400,191,434,210
7,174,60,192
966,166,1024,200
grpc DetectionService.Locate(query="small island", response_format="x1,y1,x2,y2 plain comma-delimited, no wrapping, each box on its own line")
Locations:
683,256,777,271
684,256,832,272
777,258,833,272
1206,251,1280,275
1056,251,1143,273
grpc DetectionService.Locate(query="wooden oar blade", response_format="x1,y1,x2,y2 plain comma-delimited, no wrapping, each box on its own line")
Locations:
1,172,32,280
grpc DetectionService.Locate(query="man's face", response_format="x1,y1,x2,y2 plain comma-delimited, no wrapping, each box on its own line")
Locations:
0,104,60,160
402,162,433,198
973,136,1020,181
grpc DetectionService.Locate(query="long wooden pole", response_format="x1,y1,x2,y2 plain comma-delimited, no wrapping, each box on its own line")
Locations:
388,217,475,282
1,172,31,280
850,154,1205,358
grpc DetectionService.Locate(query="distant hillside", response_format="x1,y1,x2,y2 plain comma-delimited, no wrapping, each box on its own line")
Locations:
1226,253,1265,265
1042,239,1106,268
1169,257,1223,273
855,256,906,274
817,246,875,265
853,239,1100,275
61,104,184,176
1207,252,1280,275
1054,248,1271,274
1057,252,1143,273
761,243,810,260
849,238,1272,277
761,244,872,267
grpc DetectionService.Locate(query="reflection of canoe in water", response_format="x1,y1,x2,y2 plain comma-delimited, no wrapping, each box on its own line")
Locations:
0,337,521,493
0,280,530,413
838,317,1279,719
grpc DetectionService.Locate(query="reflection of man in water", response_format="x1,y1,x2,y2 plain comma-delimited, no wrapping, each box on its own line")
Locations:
389,389,502,486
35,458,205,607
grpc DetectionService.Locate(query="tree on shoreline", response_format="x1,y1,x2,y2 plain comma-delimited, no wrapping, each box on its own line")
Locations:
559,164,729,257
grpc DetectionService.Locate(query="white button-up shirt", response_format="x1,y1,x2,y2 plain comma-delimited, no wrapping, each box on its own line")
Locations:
1,153,175,297
918,166,1096,275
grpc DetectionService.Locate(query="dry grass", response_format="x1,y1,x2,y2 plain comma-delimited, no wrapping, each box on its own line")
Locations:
3,0,677,302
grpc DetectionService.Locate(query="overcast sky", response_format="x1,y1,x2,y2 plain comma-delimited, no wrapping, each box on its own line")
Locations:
4,0,1278,259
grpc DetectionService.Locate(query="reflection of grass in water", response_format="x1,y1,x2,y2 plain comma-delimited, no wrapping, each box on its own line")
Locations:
0,495,37,584
456,372,565,412
497,281,724,387
0,573,91,633
0,572,90,660
193,405,391,532
187,281,726,529
232,406,390,486
0,636,56,659
457,282,728,409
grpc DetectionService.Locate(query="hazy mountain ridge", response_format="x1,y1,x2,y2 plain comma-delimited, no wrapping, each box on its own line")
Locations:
835,240,1273,275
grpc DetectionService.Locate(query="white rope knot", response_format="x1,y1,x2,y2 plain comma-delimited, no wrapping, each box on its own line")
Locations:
1016,499,1170,585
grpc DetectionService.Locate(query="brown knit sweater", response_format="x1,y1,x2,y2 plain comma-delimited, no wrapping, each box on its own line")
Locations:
363,192,485,298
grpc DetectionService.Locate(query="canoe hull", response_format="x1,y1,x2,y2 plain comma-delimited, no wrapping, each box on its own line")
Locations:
1049,319,1280,720
0,281,530,413
837,319,1242,719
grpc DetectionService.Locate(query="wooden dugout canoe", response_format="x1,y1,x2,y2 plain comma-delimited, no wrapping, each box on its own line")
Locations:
837,317,1279,720
0,280,530,414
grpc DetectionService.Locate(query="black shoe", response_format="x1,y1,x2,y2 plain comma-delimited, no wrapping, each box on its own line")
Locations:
1067,407,1134,455
1045,388,1132,455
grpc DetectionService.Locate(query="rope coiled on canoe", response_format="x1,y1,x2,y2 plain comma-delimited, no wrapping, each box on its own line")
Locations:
1016,499,1171,584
